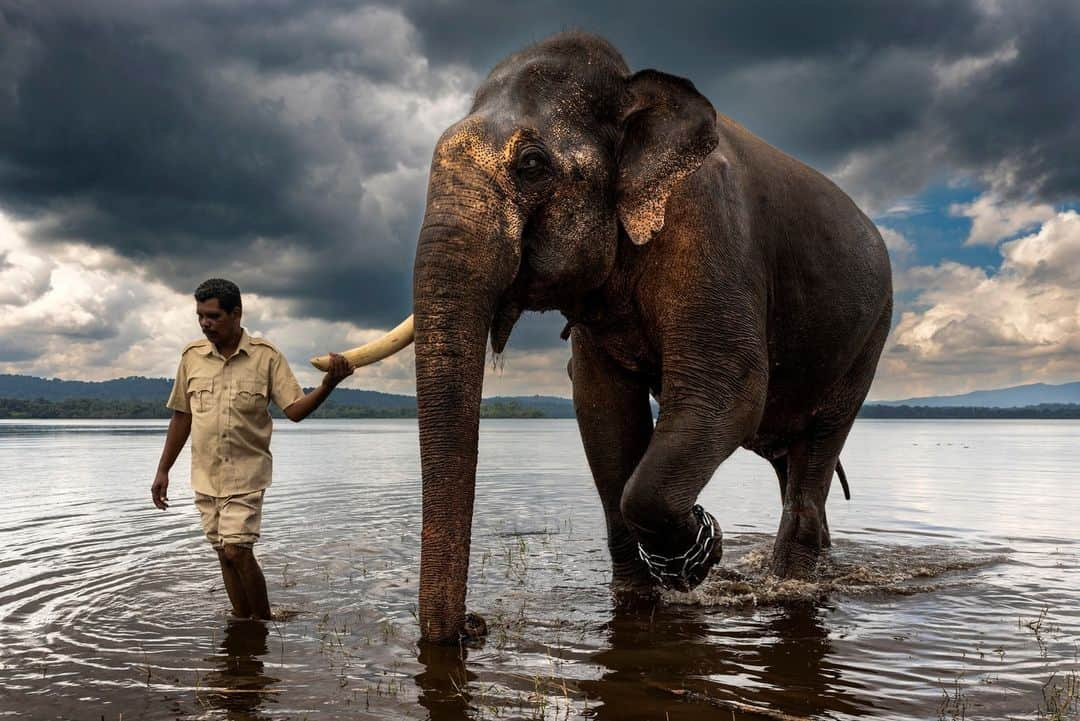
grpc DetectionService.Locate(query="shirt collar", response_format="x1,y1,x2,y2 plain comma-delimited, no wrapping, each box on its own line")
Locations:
204,328,252,359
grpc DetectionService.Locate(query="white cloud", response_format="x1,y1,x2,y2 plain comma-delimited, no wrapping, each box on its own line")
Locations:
878,226,915,266
1000,210,1080,285
0,210,419,391
0,220,192,375
873,210,1080,399
949,191,1056,246
483,344,574,398
0,213,54,305
879,198,927,217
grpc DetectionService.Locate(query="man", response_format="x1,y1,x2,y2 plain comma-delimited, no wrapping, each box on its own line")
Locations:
152,278,353,620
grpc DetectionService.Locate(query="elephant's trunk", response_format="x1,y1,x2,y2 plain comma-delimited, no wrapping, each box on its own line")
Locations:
412,191,520,643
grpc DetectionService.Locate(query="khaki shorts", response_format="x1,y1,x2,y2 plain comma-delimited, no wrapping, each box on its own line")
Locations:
194,490,265,548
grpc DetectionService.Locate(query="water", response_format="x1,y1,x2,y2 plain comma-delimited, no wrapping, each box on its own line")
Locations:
0,418,1077,720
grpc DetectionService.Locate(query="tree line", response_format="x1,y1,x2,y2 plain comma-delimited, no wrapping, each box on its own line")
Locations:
0,398,546,419
1,397,1078,420
858,403,1080,419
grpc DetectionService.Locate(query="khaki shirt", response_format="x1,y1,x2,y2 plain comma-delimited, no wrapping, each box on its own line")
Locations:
166,330,304,497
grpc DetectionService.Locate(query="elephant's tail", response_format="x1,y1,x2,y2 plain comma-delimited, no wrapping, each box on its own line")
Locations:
836,459,851,500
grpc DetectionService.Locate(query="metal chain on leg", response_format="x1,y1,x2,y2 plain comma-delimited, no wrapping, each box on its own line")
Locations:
636,505,722,590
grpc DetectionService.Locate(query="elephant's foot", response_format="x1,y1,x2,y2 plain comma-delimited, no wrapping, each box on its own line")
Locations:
609,545,658,593
636,505,723,592
771,503,826,578
770,540,822,579
610,581,661,613
610,569,661,605
605,529,661,598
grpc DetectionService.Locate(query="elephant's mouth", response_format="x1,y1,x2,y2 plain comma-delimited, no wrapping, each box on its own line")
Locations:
490,298,523,354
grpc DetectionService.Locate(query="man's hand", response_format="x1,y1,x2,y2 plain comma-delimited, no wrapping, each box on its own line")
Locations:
153,410,189,508
321,352,355,389
152,471,170,510
285,353,355,422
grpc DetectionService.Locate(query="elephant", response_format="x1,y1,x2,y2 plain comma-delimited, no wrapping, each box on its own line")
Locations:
318,31,892,644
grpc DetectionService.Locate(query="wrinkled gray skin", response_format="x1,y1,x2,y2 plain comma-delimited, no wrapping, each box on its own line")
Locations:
413,32,893,644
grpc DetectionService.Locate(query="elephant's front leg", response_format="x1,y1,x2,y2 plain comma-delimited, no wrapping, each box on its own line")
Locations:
570,328,655,592
620,373,764,592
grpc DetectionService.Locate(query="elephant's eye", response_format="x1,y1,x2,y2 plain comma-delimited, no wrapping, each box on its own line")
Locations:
515,147,551,184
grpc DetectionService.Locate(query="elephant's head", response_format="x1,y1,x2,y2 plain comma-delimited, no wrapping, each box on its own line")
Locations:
411,33,718,643
320,32,719,644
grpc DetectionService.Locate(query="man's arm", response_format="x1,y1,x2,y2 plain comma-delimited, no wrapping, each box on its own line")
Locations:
152,410,192,509
283,352,354,422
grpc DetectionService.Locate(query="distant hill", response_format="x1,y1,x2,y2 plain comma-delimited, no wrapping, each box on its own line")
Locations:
0,373,419,410
0,374,173,401
859,403,1080,419
0,374,573,417
319,387,415,411
2,374,1079,419
485,395,575,418
877,381,1080,408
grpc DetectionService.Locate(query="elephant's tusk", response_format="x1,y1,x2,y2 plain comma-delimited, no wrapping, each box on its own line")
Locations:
310,315,415,371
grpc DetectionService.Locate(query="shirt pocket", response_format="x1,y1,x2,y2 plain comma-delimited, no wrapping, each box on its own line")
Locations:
187,377,215,414
235,379,269,414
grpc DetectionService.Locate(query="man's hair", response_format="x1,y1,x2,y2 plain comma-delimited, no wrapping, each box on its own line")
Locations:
194,278,242,313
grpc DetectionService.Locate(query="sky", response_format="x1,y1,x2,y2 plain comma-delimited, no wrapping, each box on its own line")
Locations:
0,0,1078,401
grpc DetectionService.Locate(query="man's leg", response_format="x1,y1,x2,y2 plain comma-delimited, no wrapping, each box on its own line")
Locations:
196,493,251,617
215,547,253,618
218,490,271,620
220,544,271,620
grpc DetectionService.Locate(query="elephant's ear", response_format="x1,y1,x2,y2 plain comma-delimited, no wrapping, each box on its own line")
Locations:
617,70,719,245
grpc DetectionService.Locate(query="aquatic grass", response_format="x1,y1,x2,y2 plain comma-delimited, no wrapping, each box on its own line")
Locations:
1021,606,1062,659
280,561,296,588
937,671,968,721
381,618,399,642
448,671,582,721
1039,669,1079,720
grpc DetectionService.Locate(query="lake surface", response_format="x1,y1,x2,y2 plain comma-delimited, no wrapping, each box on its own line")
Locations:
0,418,1077,720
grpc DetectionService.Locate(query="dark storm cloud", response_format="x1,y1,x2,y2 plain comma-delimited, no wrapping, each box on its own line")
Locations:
404,0,985,74
0,7,305,240
937,1,1080,202
401,0,986,169
1,0,1078,346
403,0,1080,206
0,0,435,327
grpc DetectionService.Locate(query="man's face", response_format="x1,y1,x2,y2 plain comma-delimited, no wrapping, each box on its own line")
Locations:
196,298,242,345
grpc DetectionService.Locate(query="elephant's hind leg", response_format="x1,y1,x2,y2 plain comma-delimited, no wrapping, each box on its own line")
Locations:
770,453,834,549
570,328,655,592
771,300,891,577
770,427,850,577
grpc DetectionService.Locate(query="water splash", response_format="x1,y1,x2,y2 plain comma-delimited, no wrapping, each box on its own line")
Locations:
667,535,1009,607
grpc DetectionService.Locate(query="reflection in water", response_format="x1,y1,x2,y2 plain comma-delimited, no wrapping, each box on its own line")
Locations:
199,619,278,721
582,604,717,721
581,602,868,720
415,644,476,721
754,604,865,718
